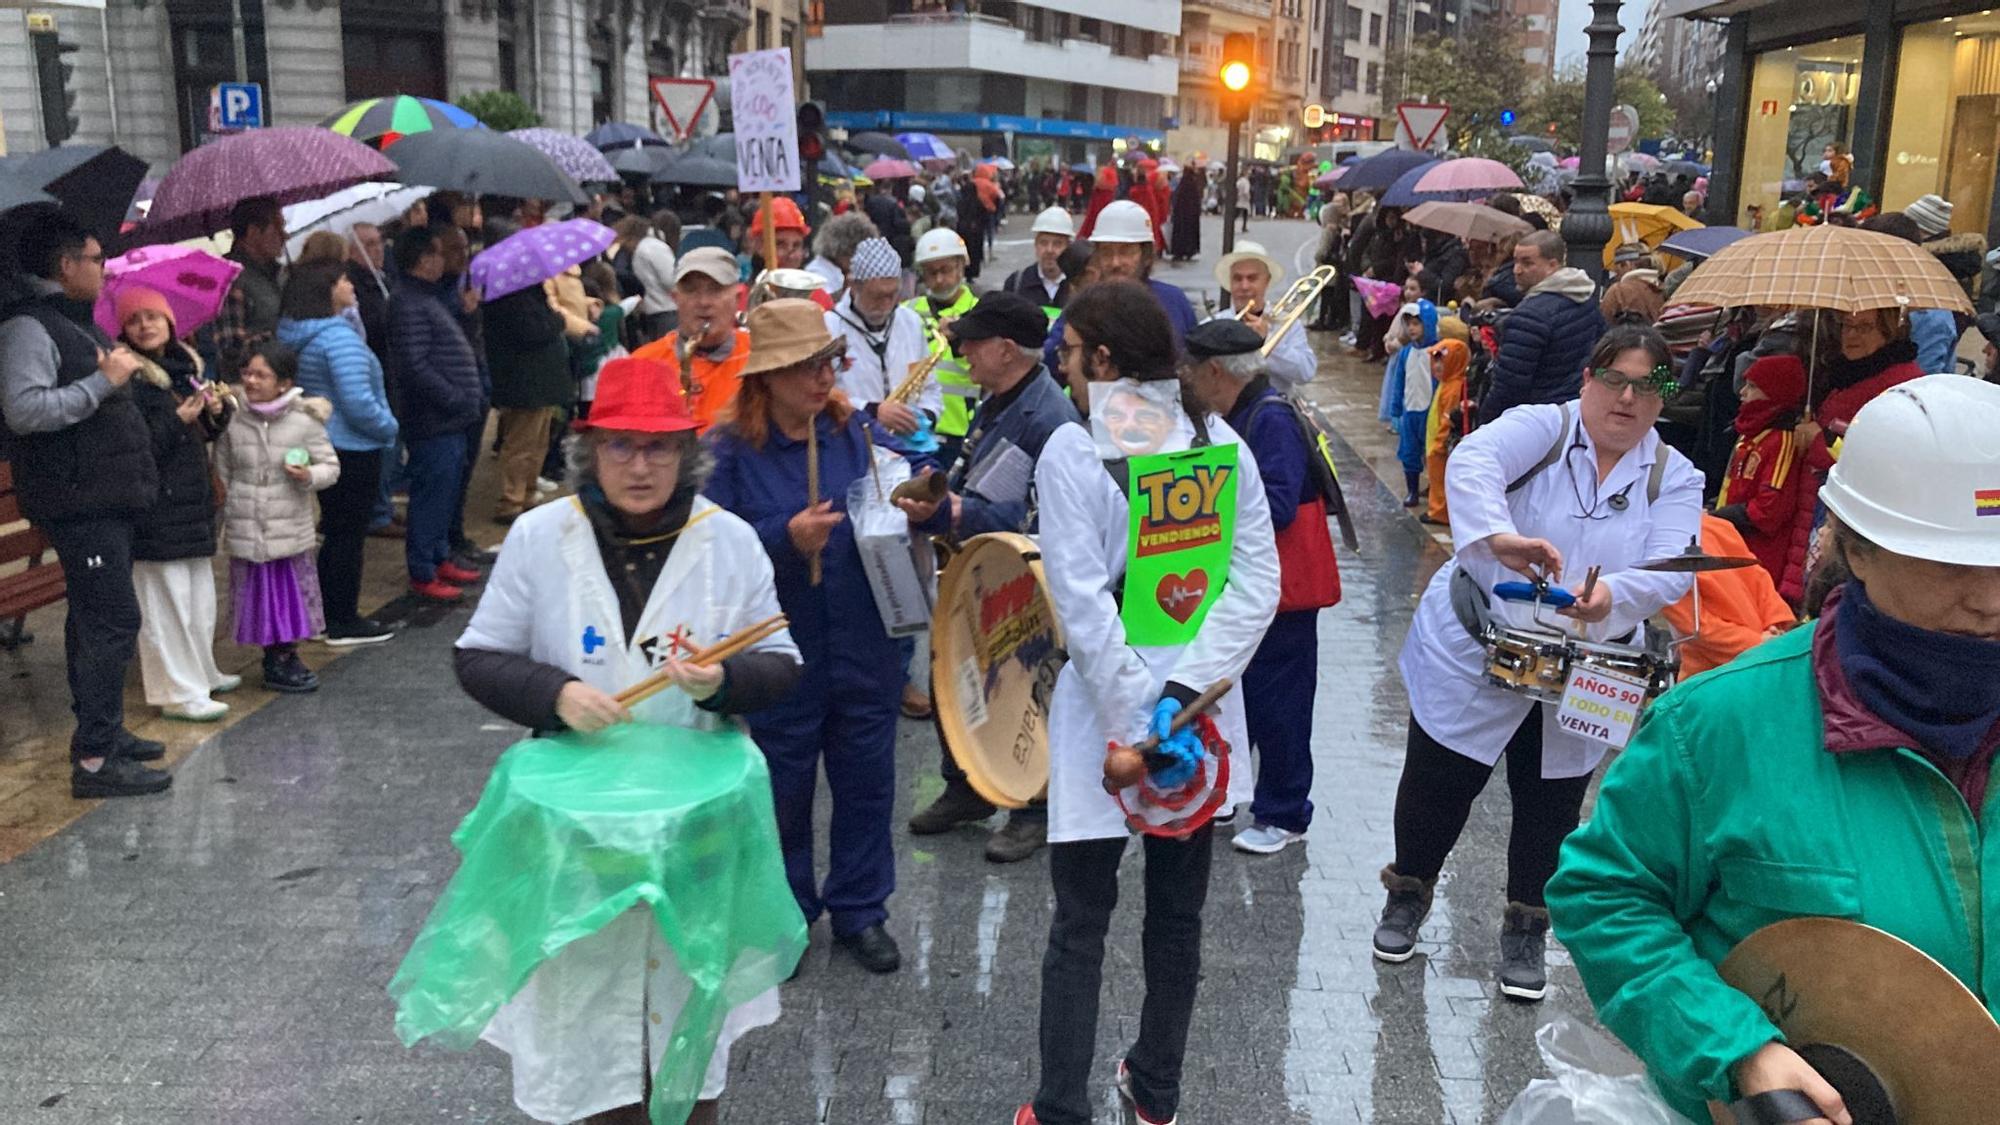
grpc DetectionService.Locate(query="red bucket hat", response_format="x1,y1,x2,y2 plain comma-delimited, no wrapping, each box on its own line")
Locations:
576,357,696,434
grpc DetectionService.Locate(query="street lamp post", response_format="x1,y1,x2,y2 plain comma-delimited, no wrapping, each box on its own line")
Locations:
1562,0,1624,272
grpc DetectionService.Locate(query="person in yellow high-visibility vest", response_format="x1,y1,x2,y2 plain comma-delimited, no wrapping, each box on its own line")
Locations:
903,228,982,473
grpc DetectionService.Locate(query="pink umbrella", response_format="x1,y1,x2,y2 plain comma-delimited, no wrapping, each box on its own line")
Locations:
1353,275,1405,319
863,157,919,180
1624,151,1661,171
140,126,396,243
94,245,242,340
1410,157,1524,200
1313,167,1347,191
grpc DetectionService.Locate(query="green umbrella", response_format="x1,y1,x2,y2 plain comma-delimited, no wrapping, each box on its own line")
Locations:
320,95,484,149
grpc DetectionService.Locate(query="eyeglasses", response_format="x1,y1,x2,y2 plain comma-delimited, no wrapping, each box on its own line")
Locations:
1591,364,1679,399
599,436,683,465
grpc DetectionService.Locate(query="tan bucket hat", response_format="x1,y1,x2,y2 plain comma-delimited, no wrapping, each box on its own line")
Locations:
741,298,847,377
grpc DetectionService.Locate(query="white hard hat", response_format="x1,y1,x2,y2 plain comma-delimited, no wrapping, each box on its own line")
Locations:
1820,374,2000,566
914,228,968,265
1089,200,1154,245
1031,206,1075,238
908,184,927,204
1213,239,1285,290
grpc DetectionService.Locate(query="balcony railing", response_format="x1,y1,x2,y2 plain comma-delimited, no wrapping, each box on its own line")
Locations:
1186,0,1271,17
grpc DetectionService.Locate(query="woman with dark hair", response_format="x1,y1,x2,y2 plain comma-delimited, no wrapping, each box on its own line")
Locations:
1372,323,1703,1002
276,258,399,645
1012,280,1280,1125
703,299,948,976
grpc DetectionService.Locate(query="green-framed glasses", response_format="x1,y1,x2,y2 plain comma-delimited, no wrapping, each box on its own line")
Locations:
1591,364,1679,399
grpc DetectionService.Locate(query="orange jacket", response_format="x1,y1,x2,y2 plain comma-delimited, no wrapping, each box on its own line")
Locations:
1660,514,1797,679
630,327,752,434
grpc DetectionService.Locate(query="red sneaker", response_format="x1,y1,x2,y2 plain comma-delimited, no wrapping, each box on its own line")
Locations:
1012,1107,1039,1125
409,578,465,603
436,560,485,585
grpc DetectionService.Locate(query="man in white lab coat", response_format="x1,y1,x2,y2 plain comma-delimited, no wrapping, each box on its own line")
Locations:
1374,323,1701,1004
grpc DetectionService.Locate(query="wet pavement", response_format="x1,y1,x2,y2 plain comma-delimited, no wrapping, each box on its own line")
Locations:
0,214,1603,1124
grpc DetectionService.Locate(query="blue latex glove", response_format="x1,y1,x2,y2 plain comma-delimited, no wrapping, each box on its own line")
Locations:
1148,698,1203,790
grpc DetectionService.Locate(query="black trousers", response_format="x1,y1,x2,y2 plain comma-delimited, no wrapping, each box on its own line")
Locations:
1391,710,1591,907
448,409,488,555
1033,826,1213,1125
318,448,383,627
42,516,141,761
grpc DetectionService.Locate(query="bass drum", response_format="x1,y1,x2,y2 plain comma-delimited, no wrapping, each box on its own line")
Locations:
931,533,1067,809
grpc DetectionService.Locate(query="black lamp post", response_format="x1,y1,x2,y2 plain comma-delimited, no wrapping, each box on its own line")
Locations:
1562,0,1624,272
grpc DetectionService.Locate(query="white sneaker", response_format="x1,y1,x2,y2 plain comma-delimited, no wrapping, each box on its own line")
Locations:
1340,332,1358,347
163,698,229,722
1232,823,1305,854
535,477,560,495
210,673,243,694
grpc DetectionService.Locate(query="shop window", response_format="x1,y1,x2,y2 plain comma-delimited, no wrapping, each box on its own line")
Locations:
166,0,270,152
1369,12,1382,47
1888,14,2000,237
1737,35,1860,229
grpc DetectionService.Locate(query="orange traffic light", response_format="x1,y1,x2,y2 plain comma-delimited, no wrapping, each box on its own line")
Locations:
1221,60,1250,92
1219,33,1255,123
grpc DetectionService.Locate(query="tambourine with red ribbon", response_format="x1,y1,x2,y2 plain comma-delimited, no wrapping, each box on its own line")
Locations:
1100,681,1234,840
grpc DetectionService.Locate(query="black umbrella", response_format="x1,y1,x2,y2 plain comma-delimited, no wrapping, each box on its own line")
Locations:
387,129,588,204
1505,135,1555,154
844,131,911,160
650,153,739,189
0,144,149,245
1338,149,1438,193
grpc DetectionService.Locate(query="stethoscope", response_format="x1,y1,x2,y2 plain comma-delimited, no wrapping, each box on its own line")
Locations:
1561,430,1636,520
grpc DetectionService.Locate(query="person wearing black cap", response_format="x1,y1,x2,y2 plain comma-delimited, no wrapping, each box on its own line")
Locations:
1181,318,1340,854
906,291,1082,863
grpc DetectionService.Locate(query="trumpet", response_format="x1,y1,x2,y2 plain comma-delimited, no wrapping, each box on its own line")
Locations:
675,319,710,399
1257,265,1339,358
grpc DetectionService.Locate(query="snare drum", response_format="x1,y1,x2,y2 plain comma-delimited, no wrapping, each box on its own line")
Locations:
1570,634,1679,703
1481,625,1574,702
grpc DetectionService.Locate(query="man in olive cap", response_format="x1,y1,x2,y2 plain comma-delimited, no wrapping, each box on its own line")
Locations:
1180,318,1339,855
907,291,1081,863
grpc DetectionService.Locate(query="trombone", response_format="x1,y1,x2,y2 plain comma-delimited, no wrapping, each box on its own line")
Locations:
1258,265,1339,358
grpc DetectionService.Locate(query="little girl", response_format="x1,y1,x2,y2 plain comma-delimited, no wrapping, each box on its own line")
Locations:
213,343,341,692
1381,298,1439,507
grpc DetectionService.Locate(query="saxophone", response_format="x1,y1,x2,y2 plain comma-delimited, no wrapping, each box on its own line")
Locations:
675,318,710,399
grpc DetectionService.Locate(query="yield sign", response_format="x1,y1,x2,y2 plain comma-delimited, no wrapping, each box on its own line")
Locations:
1396,102,1450,152
650,77,716,142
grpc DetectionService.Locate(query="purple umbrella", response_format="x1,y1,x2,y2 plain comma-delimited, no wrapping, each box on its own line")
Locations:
469,218,616,301
95,245,242,339
507,128,621,184
140,127,396,243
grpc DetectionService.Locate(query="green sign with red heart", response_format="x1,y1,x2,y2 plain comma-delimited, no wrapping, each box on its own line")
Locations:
1121,443,1239,646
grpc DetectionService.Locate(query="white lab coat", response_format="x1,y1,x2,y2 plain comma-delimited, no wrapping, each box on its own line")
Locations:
456,495,800,1122
1397,403,1703,778
825,295,945,420
1217,301,1317,392
1034,415,1281,844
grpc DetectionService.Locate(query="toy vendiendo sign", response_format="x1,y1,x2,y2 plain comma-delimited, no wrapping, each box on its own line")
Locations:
1121,444,1239,646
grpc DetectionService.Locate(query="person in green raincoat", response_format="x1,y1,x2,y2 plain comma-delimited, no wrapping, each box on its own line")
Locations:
1548,374,2000,1125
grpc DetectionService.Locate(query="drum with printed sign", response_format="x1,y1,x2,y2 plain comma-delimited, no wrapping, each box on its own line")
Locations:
931,533,1067,809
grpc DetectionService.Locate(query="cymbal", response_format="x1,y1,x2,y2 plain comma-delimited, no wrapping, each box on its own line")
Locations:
1718,918,2000,1123
1634,540,1759,573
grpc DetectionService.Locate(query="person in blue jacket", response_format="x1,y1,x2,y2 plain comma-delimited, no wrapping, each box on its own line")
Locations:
276,261,400,646
906,291,1082,864
1480,230,1607,421
705,299,950,976
1041,200,1195,374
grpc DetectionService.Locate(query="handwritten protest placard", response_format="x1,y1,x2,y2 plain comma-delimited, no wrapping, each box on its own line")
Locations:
728,48,799,193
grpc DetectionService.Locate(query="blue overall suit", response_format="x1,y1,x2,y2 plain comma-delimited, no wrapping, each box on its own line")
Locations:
706,411,946,936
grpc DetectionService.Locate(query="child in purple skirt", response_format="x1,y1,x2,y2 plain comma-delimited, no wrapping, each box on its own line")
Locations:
213,343,340,692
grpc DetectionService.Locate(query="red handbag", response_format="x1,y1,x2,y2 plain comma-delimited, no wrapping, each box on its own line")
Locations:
1275,498,1340,613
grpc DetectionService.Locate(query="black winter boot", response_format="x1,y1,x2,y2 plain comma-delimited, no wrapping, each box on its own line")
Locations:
1372,865,1436,963
1498,901,1551,1001
264,648,319,694
1403,470,1423,508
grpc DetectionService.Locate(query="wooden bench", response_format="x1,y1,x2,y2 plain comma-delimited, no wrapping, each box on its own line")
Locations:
0,461,64,649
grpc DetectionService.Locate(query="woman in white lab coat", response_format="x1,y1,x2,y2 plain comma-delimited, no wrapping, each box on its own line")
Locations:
1373,323,1702,1004
451,356,803,1125
1015,280,1280,1125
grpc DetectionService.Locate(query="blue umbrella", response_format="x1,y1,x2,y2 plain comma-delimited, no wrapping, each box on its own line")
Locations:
1659,226,1752,261
469,218,617,301
1379,160,1445,207
1339,149,1437,193
896,132,955,162
585,122,668,150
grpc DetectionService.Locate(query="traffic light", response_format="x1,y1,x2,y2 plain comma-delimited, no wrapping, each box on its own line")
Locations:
30,27,79,146
1218,32,1255,124
796,100,826,163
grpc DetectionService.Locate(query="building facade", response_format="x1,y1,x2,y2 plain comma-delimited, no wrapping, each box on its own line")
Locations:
1668,0,2000,243
1307,0,1389,143
1,0,800,169
805,0,1178,166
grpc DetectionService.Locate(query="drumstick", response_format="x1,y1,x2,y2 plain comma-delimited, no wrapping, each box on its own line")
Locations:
1579,565,1600,605
614,615,789,707
806,423,823,587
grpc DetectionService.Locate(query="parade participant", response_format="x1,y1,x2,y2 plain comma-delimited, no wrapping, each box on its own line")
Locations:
1374,324,1703,1001
904,228,982,470
803,211,879,306
1041,201,1197,374
745,197,831,311
1078,160,1118,239
1549,375,2000,1125
906,291,1082,863
824,237,938,440
450,354,802,1125
1002,207,1075,312
631,248,751,434
1014,280,1278,1125
1180,318,1338,855
1714,355,1807,587
705,299,951,975
1210,239,1316,391
116,286,238,722
1423,338,1472,527
1659,513,1795,678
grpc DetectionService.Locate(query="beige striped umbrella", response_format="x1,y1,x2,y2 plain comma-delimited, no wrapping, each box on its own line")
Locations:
1673,224,1973,314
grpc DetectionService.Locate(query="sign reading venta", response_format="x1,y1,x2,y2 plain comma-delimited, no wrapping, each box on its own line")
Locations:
729,47,800,194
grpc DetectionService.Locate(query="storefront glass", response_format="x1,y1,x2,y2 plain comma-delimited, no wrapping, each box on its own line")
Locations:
1738,35,1863,228
1887,13,2000,235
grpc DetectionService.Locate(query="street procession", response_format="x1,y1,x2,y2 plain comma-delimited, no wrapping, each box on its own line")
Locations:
7,0,2000,1122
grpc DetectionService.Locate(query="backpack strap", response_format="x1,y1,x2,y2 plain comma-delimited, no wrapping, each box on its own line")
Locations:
1647,441,1668,504
1507,401,1573,494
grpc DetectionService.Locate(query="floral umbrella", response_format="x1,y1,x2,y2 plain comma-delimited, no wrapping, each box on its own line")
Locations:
507,128,621,184
141,127,397,243
321,95,484,149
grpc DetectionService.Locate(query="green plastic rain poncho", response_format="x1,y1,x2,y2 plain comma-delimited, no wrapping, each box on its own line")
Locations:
390,722,807,1124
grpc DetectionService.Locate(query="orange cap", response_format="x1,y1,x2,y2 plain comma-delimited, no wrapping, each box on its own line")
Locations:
749,195,808,236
